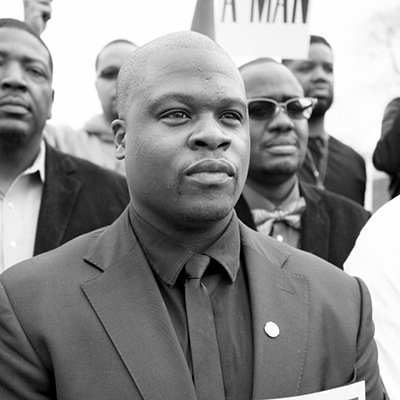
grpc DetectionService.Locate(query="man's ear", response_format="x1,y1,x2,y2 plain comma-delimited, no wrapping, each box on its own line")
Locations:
95,79,100,95
47,89,55,120
112,119,127,160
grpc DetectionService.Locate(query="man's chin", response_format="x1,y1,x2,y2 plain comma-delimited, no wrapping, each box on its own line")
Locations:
178,202,234,225
312,97,333,116
0,123,30,144
252,163,299,181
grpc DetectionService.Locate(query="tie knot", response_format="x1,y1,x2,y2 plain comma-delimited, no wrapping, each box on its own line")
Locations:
185,254,211,280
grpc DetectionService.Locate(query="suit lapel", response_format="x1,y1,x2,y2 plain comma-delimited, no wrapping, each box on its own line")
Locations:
234,194,257,230
240,223,310,398
82,210,196,400
300,182,330,261
34,144,82,255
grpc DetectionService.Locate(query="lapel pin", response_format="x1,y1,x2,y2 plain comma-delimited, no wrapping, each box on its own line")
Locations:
264,321,280,338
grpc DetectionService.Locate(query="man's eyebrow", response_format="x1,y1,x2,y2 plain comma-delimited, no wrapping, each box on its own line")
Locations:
0,50,49,70
151,93,199,106
150,93,246,108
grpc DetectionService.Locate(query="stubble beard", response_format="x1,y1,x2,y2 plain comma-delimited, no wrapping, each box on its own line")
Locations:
0,125,29,144
311,96,333,118
175,177,240,224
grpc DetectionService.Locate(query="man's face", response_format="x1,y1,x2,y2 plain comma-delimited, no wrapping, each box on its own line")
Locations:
95,42,137,123
285,43,334,117
0,28,53,144
241,62,309,185
113,48,249,229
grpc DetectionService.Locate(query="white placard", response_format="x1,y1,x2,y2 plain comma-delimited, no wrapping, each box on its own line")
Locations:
214,0,311,59
261,381,365,400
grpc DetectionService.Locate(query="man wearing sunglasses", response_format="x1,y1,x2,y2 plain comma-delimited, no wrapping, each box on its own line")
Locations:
235,58,370,269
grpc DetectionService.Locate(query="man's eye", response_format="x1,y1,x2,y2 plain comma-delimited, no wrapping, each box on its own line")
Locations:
220,111,242,121
99,69,119,80
297,66,312,73
162,111,190,119
27,67,45,77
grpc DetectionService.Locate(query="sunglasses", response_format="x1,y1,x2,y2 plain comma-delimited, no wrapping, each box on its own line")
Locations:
247,97,318,120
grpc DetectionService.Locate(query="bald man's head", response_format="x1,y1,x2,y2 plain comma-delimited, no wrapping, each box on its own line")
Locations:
111,30,249,230
116,31,238,119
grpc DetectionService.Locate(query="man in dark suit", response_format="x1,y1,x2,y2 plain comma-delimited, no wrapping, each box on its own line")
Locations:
235,58,370,269
33,144,129,255
0,30,385,399
0,19,129,272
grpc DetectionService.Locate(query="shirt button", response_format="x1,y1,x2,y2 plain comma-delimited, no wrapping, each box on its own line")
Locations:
9,241,17,248
276,234,284,242
7,202,14,209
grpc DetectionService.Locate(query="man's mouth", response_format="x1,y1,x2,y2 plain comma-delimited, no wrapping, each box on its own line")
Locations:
185,159,235,184
264,140,298,155
0,97,30,115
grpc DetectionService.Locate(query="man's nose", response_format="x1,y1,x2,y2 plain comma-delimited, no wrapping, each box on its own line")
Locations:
267,107,296,133
188,117,232,151
1,62,28,91
312,65,330,81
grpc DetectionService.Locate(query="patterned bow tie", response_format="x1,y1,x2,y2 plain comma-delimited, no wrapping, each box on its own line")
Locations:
251,197,306,236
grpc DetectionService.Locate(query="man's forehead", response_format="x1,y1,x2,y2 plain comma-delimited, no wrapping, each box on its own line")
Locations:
0,27,51,66
160,47,240,81
117,32,245,114
97,42,137,69
308,43,333,60
243,63,303,96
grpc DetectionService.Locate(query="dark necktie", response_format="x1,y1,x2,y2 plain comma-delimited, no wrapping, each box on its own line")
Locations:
251,197,306,236
184,254,225,400
307,137,328,189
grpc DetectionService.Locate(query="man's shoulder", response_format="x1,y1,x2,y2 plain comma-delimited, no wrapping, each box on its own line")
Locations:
328,135,365,164
300,181,370,219
384,97,400,114
45,143,127,188
240,220,351,279
0,227,105,292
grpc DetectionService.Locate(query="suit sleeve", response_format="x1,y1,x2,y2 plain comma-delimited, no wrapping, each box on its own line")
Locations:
354,277,387,400
0,282,53,399
373,98,400,174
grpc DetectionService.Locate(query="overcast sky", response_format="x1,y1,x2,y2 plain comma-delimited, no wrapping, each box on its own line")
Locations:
2,0,399,160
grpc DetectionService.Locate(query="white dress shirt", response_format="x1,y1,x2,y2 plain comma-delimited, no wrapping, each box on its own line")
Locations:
344,195,400,399
0,141,45,272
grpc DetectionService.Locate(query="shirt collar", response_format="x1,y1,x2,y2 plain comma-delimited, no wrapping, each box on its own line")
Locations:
22,140,46,183
129,205,241,287
243,178,301,211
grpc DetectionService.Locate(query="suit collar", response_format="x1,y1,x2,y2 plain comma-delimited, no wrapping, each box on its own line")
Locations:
82,212,311,399
240,222,310,398
82,209,197,400
34,143,81,255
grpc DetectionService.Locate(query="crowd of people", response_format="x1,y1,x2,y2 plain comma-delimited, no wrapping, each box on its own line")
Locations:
0,0,398,399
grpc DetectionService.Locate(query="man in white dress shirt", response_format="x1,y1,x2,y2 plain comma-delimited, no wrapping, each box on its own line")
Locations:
0,18,129,272
345,196,400,398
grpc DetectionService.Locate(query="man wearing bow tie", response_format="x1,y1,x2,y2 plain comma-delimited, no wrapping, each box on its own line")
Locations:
235,58,370,269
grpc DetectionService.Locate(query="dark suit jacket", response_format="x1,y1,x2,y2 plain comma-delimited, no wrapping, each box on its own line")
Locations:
373,97,400,198
235,181,371,269
0,208,384,399
299,136,367,205
33,143,130,255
